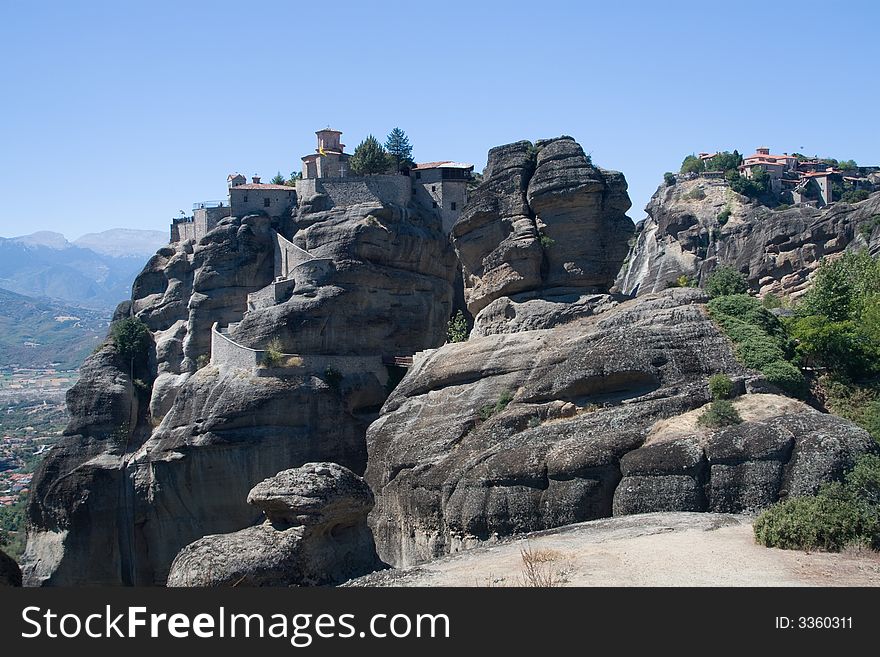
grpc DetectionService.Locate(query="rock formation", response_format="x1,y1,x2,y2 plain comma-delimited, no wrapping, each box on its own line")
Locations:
0,549,21,587
167,463,382,587
25,194,456,586
615,176,880,298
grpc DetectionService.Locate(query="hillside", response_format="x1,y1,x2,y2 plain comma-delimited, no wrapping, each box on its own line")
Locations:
0,288,108,369
0,230,166,310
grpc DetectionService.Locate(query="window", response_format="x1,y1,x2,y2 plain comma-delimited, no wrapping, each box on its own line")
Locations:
264,197,271,207
451,202,457,211
431,185,436,192
432,201,438,208
243,194,248,202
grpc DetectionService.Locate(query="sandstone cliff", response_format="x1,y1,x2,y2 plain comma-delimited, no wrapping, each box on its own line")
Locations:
615,176,880,297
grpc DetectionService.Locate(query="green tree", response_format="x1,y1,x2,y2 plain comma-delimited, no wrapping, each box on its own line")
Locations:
110,317,151,364
705,151,742,172
838,159,858,171
680,154,705,175
385,127,414,173
350,135,391,175
705,265,749,298
270,172,286,185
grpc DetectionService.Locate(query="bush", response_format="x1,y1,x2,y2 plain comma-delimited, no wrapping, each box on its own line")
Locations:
684,187,706,201
704,266,749,298
754,454,880,551
761,360,808,397
708,373,735,400
667,274,695,289
761,292,783,309
110,317,151,364
478,389,514,421
664,172,677,186
860,401,880,443
697,399,742,428
716,208,731,225
787,315,876,379
446,310,469,343
539,233,555,248
841,189,870,204
260,338,285,368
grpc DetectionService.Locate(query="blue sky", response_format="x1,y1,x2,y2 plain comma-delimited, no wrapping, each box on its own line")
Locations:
1,0,877,239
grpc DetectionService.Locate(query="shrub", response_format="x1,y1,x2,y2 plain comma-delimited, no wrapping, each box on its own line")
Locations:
111,316,151,361
860,401,880,443
716,208,731,225
842,189,870,204
446,310,469,343
667,274,695,289
196,354,210,369
858,215,880,241
539,233,555,248
787,315,876,379
261,338,285,368
704,265,749,298
664,172,677,186
684,187,706,201
478,389,514,421
761,292,783,309
761,360,808,397
324,366,343,391
754,454,880,551
697,399,742,428
708,374,735,400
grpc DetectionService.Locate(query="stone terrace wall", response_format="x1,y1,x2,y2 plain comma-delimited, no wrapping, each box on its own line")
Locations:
296,175,411,208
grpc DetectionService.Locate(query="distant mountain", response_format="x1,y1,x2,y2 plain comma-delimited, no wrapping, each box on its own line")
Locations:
0,287,108,370
0,229,166,310
74,228,167,258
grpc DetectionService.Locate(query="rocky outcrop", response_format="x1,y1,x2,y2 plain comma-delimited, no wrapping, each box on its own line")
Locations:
0,549,21,587
25,195,456,586
615,177,880,298
452,137,633,315
167,463,382,587
612,412,874,515
365,288,750,566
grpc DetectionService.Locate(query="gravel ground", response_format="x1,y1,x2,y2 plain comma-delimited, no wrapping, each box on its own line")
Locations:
348,512,880,587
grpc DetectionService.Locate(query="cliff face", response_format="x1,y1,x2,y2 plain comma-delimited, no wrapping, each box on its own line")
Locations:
616,176,880,297
24,200,456,586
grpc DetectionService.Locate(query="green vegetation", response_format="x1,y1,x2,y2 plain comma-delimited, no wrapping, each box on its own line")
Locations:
704,150,742,173
838,159,858,171
667,274,696,289
859,215,880,241
754,454,880,552
0,496,27,560
384,127,414,173
478,389,514,421
446,310,469,343
708,373,735,400
270,171,286,185
679,154,705,175
110,316,151,364
324,366,343,392
842,189,870,204
260,338,285,368
349,135,390,175
704,266,748,298
683,187,706,201
726,166,770,198
663,172,677,186
697,398,742,428
196,353,210,369
762,292,783,309
539,233,556,248
707,294,806,396
716,207,731,225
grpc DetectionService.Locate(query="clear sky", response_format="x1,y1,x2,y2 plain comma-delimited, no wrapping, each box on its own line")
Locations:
1,0,878,239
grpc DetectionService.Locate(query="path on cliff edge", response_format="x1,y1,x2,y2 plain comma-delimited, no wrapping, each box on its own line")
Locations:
350,512,880,587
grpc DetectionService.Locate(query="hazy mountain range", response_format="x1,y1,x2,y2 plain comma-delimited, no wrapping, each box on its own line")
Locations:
0,228,166,310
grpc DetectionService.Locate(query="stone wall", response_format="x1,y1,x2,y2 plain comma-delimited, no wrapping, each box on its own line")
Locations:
210,322,388,385
274,231,314,278
296,175,411,208
229,187,296,218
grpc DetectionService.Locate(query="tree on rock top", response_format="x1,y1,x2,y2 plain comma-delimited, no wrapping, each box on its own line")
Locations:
350,135,391,175
385,127,413,173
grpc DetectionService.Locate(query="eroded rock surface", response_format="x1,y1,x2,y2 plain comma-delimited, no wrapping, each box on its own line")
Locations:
0,549,21,587
616,177,880,298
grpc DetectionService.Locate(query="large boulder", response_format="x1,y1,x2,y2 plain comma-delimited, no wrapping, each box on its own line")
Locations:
167,463,382,587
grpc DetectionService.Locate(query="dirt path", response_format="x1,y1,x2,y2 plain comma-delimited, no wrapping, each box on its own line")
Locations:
350,513,880,587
